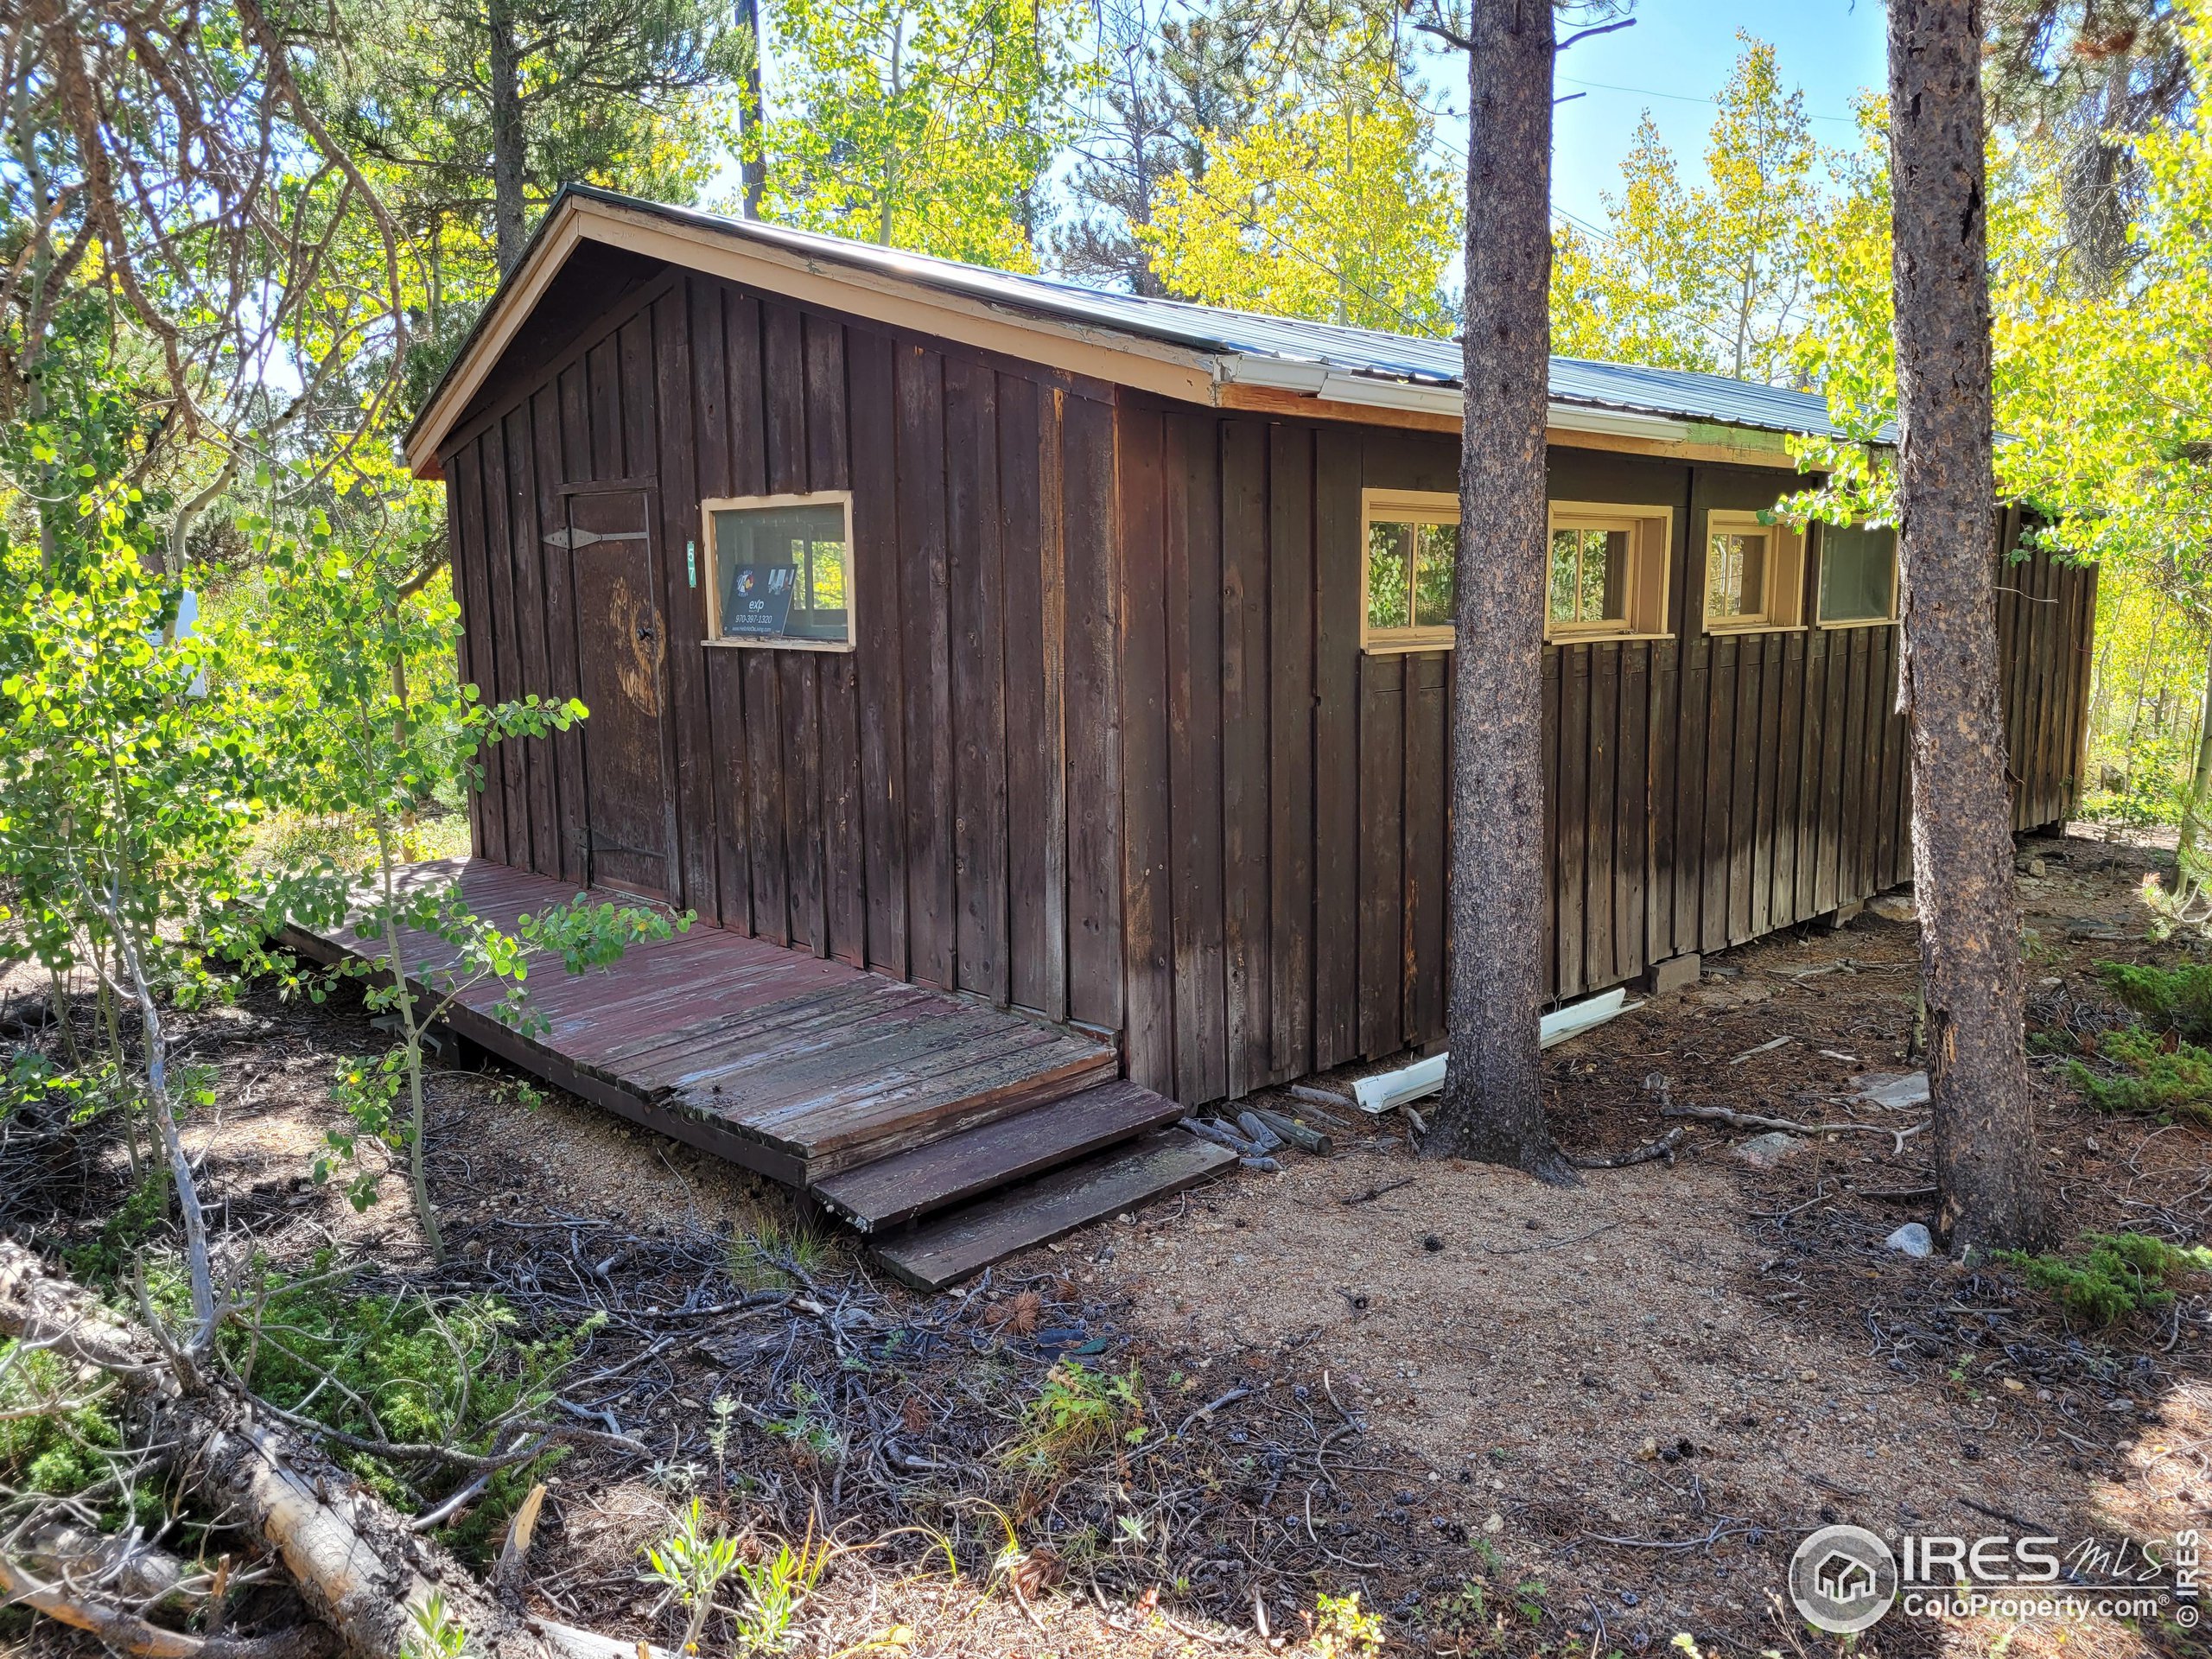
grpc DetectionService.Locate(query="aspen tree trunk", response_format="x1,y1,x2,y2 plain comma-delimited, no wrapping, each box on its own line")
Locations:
1427,0,1574,1184
1887,0,2046,1251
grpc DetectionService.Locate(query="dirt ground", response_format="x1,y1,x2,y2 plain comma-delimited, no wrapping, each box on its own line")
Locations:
7,824,2212,1658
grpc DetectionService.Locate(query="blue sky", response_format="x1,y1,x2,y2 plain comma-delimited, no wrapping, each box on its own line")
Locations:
1540,0,1889,222
720,1,1893,272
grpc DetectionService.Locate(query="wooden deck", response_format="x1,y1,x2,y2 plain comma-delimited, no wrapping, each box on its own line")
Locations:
284,859,1225,1283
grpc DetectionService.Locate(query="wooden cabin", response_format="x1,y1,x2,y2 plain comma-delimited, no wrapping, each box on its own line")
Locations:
382,185,2094,1280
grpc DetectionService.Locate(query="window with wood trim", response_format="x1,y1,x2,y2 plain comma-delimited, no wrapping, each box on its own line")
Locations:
1546,502,1671,640
1361,490,1459,652
1816,522,1898,626
1702,509,1805,632
701,492,855,650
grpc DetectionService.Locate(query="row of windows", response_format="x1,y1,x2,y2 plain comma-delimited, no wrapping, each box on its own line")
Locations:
682,489,1900,655
1362,491,1898,654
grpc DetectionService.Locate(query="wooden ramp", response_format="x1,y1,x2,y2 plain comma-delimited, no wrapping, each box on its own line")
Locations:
283,859,1228,1286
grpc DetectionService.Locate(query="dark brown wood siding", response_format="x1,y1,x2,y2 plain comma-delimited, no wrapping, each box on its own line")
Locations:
1112,405,2096,1107
442,269,1124,1032
442,259,2092,1116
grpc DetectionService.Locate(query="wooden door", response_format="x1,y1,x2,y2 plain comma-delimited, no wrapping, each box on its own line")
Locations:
558,487,676,899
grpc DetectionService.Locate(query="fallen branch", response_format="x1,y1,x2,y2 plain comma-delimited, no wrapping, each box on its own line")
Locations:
1569,1127,1685,1169
0,1239,662,1659
0,1550,330,1659
1659,1101,1929,1156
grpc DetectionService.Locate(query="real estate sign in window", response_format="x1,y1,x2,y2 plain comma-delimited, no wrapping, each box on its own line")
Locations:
702,493,855,650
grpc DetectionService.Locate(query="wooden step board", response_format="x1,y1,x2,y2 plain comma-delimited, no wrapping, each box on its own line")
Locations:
810,1078,1184,1232
870,1131,1236,1291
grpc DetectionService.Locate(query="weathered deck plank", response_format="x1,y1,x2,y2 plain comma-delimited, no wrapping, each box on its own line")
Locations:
283,857,1118,1185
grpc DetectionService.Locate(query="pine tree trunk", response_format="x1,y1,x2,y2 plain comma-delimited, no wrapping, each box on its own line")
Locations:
488,0,528,273
1427,0,1574,1185
1887,0,2046,1252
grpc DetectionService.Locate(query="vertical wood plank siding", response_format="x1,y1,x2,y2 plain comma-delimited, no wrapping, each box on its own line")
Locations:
442,265,2093,1116
439,270,1125,1032
1109,408,2096,1106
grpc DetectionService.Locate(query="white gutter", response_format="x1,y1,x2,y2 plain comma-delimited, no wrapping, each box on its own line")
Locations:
1219,353,1694,442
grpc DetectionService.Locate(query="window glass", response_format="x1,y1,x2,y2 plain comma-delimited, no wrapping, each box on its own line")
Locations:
1366,518,1456,637
1414,522,1456,627
1707,530,1770,620
711,501,849,644
1367,521,1413,631
1549,527,1627,627
1819,524,1897,623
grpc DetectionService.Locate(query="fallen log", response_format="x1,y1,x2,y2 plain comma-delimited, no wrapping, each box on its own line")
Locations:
0,1239,661,1659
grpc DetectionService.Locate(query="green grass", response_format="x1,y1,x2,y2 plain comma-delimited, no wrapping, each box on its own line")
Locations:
727,1221,836,1291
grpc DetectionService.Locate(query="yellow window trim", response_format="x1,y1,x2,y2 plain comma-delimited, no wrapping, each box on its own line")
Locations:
1813,520,1901,628
1702,508,1806,632
1546,500,1674,641
699,489,859,652
1359,488,1459,652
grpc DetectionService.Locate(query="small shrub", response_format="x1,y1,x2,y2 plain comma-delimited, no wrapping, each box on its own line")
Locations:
729,1525,831,1654
1309,1592,1383,1659
1998,1231,2212,1325
2067,1025,2212,1121
642,1497,740,1654
2098,960,2212,1042
63,1174,170,1287
229,1272,588,1554
0,1341,124,1497
1001,1361,1147,1480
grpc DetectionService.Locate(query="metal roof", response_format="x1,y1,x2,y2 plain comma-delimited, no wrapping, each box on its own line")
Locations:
421,185,1862,451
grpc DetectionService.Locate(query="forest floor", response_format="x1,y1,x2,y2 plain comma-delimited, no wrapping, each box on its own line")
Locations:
6,825,2211,1659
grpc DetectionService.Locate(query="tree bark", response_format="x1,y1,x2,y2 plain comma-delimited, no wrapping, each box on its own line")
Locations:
1887,0,2046,1252
734,0,766,218
488,0,528,273
1426,0,1575,1185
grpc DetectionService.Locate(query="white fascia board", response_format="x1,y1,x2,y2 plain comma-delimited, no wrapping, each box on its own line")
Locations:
1217,354,1698,442
1546,403,1693,442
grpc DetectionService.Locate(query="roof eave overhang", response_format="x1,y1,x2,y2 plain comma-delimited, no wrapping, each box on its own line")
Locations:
407,193,1226,478
408,191,1841,480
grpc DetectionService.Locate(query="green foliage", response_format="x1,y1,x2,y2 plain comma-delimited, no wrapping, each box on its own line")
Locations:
2096,959,2212,1041
404,1592,471,1659
1138,22,1459,336
232,1274,588,1553
62,1176,171,1287
643,1497,742,1652
1554,35,1821,382
229,499,679,1259
728,1527,832,1654
0,1341,124,1497
2067,1024,2212,1121
760,0,1092,269
1309,1591,1383,1659
1998,1231,2212,1325
1002,1360,1147,1479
